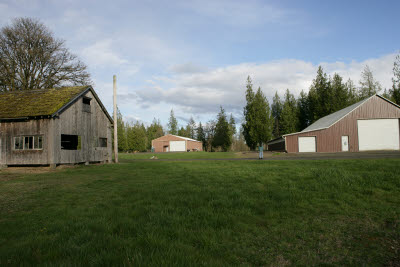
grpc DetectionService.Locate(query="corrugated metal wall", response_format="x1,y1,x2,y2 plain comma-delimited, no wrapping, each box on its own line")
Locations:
152,135,202,152
286,96,400,152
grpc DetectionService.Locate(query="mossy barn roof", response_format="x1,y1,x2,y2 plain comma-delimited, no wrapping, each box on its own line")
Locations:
0,86,90,119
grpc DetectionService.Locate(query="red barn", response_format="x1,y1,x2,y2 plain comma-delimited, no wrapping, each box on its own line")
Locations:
267,95,400,153
152,134,202,152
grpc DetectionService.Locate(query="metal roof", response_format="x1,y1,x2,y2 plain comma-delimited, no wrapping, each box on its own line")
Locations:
170,134,201,142
301,96,373,133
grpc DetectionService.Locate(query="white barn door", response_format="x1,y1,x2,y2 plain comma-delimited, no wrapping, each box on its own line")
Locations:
341,136,349,152
358,119,399,151
170,141,186,152
298,136,316,152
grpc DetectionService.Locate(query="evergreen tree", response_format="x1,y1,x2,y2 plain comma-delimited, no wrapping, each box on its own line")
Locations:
280,89,299,135
390,54,400,104
242,77,273,150
116,108,127,152
146,118,164,150
307,85,318,124
212,107,232,151
331,73,348,111
167,109,178,135
228,114,236,150
229,114,236,139
345,78,359,105
196,122,206,150
128,122,147,152
126,125,135,152
310,66,334,121
242,76,257,149
359,65,382,99
178,126,188,137
271,91,282,138
297,90,310,130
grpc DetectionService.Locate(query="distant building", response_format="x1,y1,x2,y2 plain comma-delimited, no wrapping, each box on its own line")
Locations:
152,134,202,152
267,95,400,152
0,86,113,168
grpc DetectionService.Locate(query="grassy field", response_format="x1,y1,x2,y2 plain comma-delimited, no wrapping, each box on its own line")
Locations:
0,158,399,265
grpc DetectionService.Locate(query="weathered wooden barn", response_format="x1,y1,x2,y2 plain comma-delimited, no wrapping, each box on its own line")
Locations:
152,134,202,152
0,86,113,168
267,94,400,152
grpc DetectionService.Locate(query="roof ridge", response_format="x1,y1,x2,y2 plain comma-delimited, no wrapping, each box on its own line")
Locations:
0,86,89,94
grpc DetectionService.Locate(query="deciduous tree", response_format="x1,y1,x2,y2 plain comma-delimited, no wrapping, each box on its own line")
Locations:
390,54,400,104
0,18,90,92
359,65,382,99
196,122,206,150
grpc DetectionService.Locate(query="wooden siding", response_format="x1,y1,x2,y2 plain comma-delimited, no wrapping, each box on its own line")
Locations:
286,96,400,152
0,119,51,165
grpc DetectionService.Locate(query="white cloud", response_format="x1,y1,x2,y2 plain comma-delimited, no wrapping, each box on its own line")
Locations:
130,53,396,116
168,62,209,74
82,39,128,66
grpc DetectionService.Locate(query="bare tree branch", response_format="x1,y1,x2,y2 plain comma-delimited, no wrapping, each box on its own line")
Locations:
0,17,91,92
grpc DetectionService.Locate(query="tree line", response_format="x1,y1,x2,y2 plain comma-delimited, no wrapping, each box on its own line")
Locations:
116,106,245,152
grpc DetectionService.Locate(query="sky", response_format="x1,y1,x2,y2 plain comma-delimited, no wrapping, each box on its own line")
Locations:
0,0,399,128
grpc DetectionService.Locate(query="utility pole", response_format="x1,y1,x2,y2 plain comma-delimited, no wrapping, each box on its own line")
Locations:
113,75,118,163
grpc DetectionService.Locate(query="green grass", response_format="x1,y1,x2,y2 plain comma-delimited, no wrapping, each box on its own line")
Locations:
0,159,399,265
119,151,258,160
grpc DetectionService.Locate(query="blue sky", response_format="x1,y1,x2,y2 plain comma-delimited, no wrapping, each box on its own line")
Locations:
0,0,399,128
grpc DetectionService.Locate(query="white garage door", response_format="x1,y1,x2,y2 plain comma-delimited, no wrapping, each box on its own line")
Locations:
358,119,399,151
298,136,316,152
170,141,186,152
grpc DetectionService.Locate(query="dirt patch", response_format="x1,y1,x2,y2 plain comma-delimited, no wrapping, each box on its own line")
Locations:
0,165,78,178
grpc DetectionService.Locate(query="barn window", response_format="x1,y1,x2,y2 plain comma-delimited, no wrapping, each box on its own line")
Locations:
14,136,43,150
24,136,34,150
61,134,80,150
14,137,23,150
34,136,43,149
83,97,91,113
99,138,107,147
